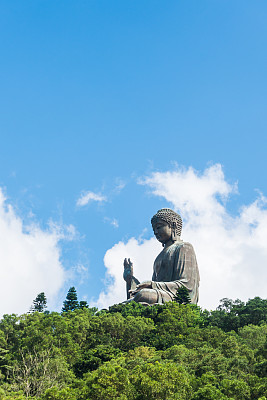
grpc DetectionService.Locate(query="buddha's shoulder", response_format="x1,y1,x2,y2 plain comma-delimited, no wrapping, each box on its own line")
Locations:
172,241,195,252
182,241,194,248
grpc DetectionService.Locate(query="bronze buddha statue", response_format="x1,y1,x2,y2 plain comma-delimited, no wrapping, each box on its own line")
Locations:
123,208,200,305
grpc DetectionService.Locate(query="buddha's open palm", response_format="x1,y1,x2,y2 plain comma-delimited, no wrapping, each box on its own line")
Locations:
123,258,133,282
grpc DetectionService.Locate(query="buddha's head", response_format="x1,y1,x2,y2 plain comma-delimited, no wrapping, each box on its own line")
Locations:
151,208,182,246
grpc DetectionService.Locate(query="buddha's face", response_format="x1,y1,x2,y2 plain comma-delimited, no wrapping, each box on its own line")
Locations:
152,218,172,244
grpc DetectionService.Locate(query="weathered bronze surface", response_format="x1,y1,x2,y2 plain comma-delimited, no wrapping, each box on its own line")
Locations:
123,208,200,305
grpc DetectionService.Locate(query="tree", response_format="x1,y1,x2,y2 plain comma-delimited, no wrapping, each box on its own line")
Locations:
79,301,89,309
193,384,227,400
174,285,191,305
30,292,47,313
12,348,74,398
62,287,79,312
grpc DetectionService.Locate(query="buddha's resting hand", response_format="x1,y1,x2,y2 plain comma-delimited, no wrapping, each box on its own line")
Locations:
129,280,152,296
123,258,133,283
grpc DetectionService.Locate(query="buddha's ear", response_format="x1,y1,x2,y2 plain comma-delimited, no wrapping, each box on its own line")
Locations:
171,222,178,242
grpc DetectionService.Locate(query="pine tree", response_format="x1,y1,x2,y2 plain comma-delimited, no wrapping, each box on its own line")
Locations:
30,292,47,312
62,287,79,312
79,300,89,309
174,285,191,305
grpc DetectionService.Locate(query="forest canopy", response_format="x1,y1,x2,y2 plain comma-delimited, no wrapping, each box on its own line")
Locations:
0,296,266,399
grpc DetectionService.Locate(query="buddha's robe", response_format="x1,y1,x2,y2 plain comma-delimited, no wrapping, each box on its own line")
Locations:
151,241,199,304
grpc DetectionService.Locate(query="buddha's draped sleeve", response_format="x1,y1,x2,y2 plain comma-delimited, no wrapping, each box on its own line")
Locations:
151,242,200,304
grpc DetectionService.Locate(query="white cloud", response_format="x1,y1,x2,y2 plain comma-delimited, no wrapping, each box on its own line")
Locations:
104,217,119,228
113,178,126,194
76,191,107,207
95,237,162,309
111,219,119,228
0,189,69,316
95,164,267,310
68,263,89,285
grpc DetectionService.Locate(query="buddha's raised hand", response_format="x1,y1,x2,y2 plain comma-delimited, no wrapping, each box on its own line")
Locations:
123,258,133,282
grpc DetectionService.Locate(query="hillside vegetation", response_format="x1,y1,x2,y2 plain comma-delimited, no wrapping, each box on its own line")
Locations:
0,297,266,399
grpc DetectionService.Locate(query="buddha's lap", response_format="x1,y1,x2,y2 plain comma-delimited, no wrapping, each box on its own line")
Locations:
133,288,172,304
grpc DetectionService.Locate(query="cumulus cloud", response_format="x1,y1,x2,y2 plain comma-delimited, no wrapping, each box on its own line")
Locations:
0,189,70,316
76,191,107,207
95,237,162,309
95,164,267,310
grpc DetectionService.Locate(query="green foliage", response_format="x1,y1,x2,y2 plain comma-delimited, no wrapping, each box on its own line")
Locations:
130,361,192,400
61,287,79,312
10,348,74,398
207,297,267,332
174,285,191,305
193,384,227,400
0,297,266,399
108,301,148,317
41,386,78,400
73,344,122,377
82,361,131,400
78,300,88,309
61,288,91,313
30,292,47,313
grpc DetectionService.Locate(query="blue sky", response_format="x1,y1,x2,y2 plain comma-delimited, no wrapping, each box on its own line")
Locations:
0,1,267,314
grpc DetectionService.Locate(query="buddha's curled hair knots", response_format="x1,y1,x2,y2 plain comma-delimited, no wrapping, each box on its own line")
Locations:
151,208,182,237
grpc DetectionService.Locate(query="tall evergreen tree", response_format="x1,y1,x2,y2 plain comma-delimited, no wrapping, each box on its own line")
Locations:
30,292,47,312
62,287,79,312
174,285,191,305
